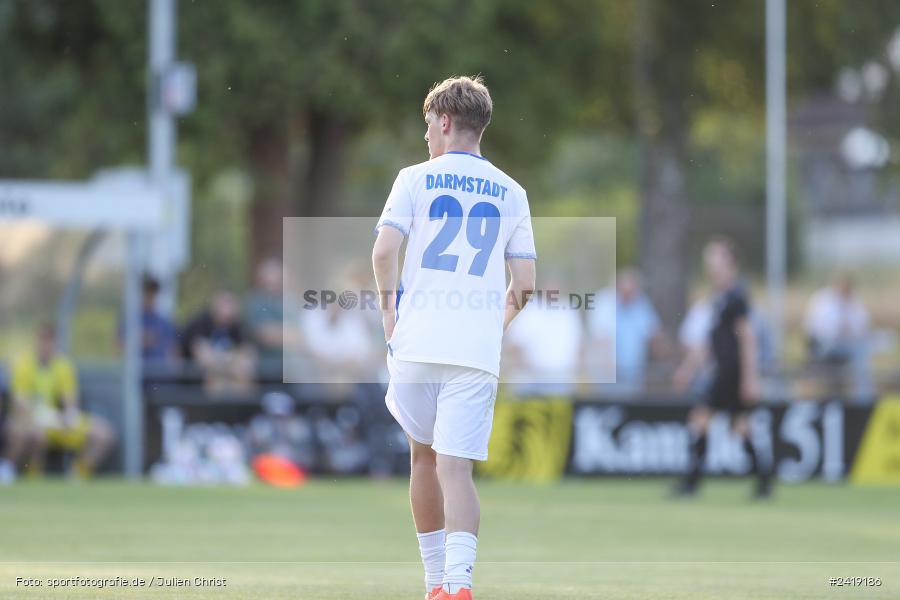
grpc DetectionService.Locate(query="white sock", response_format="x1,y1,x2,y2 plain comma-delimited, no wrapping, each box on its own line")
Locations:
416,529,446,591
443,531,477,593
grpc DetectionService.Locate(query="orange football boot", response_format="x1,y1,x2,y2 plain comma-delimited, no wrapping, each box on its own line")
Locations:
426,586,443,600
434,587,473,600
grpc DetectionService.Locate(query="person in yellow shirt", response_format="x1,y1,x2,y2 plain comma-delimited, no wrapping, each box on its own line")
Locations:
4,324,115,478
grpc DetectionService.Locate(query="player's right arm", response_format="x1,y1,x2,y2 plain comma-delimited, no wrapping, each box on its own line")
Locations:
372,226,405,341
503,258,536,332
373,169,413,341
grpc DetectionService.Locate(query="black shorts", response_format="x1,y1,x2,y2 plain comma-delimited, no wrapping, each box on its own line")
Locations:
704,377,750,415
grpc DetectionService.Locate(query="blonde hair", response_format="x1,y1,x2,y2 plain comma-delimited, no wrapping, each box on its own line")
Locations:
423,75,492,134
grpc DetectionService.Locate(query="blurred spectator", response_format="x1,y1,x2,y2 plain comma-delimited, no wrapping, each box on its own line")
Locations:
679,294,712,353
118,275,178,365
677,295,714,394
588,268,667,391
803,272,873,400
341,260,384,338
245,258,299,372
0,361,10,484
750,310,776,376
302,301,378,381
0,360,8,404
1,324,115,481
504,280,583,395
181,291,257,395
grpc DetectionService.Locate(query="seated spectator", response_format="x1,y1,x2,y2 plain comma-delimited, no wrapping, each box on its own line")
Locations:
301,300,378,382
804,272,873,400
504,277,583,396
674,294,713,395
588,269,667,392
181,291,257,395
118,275,178,367
245,258,300,375
2,324,116,480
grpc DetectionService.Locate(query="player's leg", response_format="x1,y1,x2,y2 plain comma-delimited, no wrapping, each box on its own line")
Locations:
432,369,496,597
384,357,445,597
675,404,712,495
436,454,479,534
732,413,772,498
435,454,479,597
408,435,446,596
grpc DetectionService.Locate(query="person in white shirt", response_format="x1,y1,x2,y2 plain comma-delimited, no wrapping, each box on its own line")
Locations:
301,302,376,380
803,272,873,399
504,275,583,396
674,294,714,394
372,76,536,600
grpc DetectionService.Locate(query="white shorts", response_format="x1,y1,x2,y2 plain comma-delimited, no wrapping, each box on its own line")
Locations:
385,355,499,461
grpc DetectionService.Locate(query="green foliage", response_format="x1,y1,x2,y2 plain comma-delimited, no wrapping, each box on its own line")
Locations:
4,0,900,339
177,170,253,319
0,0,146,178
4,0,899,204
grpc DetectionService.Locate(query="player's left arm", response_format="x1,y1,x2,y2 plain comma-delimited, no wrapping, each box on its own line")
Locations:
503,197,537,332
736,316,759,403
372,226,405,341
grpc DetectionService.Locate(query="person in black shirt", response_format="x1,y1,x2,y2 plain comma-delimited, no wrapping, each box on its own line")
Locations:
180,290,257,395
672,238,772,498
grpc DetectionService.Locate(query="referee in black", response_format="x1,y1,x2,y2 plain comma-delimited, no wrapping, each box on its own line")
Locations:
672,237,772,498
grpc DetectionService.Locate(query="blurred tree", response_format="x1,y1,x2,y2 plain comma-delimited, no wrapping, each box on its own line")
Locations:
0,0,146,178
631,0,900,332
4,0,900,335
632,0,765,332
177,0,624,266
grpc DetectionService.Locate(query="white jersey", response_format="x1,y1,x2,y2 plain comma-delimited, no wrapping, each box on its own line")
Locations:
376,151,536,377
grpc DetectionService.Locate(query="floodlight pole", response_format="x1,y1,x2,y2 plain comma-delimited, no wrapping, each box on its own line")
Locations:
149,0,178,315
122,231,144,479
122,0,178,479
766,0,787,368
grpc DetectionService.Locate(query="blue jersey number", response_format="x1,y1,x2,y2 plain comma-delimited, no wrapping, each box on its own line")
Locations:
422,195,500,277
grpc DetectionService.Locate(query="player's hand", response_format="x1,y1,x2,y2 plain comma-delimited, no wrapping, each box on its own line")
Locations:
741,378,760,404
381,312,396,342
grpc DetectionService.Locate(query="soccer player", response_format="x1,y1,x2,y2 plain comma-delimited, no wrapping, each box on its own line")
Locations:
372,75,536,600
672,238,772,499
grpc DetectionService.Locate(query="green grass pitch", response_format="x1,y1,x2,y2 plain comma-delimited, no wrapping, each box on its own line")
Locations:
0,478,898,599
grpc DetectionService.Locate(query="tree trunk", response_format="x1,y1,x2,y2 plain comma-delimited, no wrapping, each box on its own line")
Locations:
246,110,350,275
248,124,291,270
637,140,690,333
633,0,690,335
302,109,350,217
